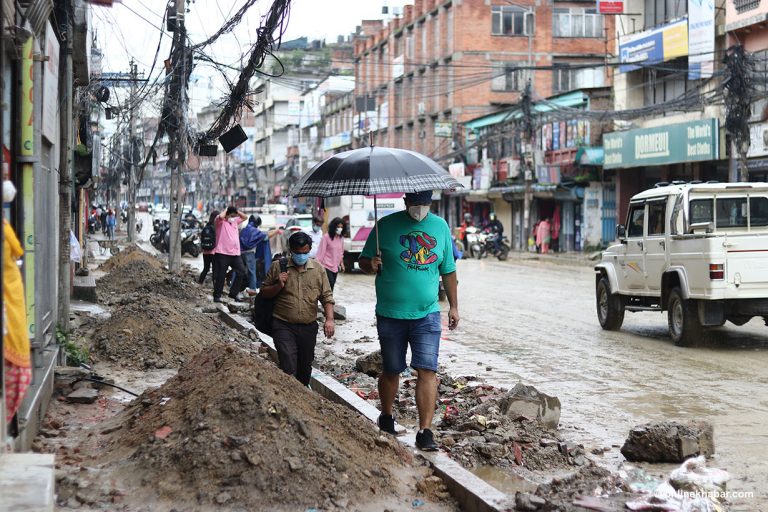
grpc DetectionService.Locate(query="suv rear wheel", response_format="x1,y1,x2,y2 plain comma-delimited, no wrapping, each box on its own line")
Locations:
596,276,624,330
667,287,703,347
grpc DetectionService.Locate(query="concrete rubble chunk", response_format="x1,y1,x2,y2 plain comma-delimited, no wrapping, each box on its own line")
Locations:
355,350,383,377
66,388,99,404
469,383,561,429
621,421,715,463
333,305,347,321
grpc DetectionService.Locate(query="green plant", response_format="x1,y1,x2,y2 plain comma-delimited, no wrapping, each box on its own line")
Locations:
56,327,90,367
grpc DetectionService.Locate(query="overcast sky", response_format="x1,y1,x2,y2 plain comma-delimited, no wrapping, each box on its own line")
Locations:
93,0,407,122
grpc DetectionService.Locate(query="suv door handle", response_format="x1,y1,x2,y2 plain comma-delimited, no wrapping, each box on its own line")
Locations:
637,241,643,250
660,240,665,249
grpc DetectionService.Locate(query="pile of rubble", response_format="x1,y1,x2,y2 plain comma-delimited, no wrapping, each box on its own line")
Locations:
96,246,206,305
84,344,454,510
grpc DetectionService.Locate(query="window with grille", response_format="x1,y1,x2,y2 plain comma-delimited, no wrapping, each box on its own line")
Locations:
553,64,605,93
553,8,604,37
492,6,534,36
644,0,687,27
733,0,761,13
491,62,530,91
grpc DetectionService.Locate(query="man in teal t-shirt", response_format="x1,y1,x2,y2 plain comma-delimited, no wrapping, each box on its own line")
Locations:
359,190,460,451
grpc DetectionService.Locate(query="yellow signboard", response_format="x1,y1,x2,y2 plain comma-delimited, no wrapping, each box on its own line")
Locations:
21,37,35,339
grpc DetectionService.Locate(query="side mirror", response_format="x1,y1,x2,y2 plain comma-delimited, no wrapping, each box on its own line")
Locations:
688,222,714,234
616,224,626,239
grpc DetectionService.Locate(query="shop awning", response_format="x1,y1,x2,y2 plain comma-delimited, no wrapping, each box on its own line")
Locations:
575,147,604,166
463,92,589,131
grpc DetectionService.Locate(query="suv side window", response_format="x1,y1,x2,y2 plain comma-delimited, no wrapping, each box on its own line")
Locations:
647,200,667,237
627,204,645,238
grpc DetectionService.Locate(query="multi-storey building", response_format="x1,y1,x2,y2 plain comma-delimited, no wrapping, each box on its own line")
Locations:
354,0,615,160
726,0,768,181
605,0,724,222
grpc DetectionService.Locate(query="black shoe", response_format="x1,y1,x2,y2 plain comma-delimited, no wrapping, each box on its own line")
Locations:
213,297,223,303
415,429,438,451
377,414,396,435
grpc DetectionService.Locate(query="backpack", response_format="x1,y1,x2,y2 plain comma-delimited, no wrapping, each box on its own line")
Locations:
200,224,216,251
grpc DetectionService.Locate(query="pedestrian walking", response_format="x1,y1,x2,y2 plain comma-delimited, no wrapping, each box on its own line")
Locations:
315,217,346,291
106,209,116,240
536,218,552,254
307,214,324,258
212,206,248,303
358,190,459,451
260,231,335,386
3,177,31,424
239,215,271,294
198,211,219,285
100,207,108,235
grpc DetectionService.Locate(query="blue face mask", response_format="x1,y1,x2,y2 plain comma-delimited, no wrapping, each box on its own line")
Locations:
292,252,310,266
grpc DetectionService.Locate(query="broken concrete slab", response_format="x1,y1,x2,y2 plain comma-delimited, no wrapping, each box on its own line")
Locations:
469,383,561,429
355,350,383,377
621,421,715,463
333,305,347,321
66,388,99,404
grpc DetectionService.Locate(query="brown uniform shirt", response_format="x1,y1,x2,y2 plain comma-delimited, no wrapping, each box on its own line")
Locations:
264,258,335,324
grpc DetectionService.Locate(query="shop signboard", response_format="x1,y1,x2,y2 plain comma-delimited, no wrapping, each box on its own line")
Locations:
688,0,715,79
435,122,452,138
322,131,352,151
747,122,768,158
618,19,688,73
597,0,624,14
603,118,718,169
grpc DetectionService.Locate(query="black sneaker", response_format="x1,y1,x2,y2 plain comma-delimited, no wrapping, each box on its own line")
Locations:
213,297,223,303
415,429,438,451
377,413,397,435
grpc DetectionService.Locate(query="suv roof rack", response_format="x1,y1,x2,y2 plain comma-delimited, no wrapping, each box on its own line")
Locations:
671,180,686,185
689,180,703,184
706,180,719,184
654,182,670,188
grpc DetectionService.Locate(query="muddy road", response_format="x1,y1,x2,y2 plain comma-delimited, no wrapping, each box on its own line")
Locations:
135,215,766,508
330,258,768,508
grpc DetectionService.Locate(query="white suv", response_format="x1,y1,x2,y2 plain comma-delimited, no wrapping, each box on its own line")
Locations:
596,182,768,346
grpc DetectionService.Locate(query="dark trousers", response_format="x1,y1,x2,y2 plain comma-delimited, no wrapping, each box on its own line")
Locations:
272,318,318,386
199,253,216,284
325,268,338,291
213,253,246,299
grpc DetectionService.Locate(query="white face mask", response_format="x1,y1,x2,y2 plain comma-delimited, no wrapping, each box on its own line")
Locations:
3,180,16,203
336,227,343,235
407,205,430,222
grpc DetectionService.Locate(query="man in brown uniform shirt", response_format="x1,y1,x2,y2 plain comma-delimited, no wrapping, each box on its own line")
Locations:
261,231,335,386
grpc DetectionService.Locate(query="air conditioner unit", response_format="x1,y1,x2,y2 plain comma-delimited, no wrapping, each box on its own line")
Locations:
417,102,426,116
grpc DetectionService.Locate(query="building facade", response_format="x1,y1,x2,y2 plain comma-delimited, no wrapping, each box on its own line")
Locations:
605,0,725,223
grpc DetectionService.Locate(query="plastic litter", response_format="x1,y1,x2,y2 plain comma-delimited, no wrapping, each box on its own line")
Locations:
411,498,425,508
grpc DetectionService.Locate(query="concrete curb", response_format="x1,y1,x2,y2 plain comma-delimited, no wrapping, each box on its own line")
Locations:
217,308,513,512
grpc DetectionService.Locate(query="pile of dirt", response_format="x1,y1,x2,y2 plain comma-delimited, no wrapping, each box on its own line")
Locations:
99,245,164,273
96,247,205,304
96,344,444,511
87,295,236,369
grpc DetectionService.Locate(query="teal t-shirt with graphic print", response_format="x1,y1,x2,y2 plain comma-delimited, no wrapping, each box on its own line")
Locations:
361,210,456,320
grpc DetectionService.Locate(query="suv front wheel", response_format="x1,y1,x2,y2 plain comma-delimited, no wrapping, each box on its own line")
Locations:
667,287,703,347
597,276,624,330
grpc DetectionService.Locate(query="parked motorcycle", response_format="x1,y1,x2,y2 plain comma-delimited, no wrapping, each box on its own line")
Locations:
181,228,201,258
150,220,170,253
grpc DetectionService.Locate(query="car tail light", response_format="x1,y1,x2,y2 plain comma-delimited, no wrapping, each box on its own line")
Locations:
709,263,724,280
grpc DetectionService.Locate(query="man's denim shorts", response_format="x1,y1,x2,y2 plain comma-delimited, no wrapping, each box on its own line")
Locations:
376,312,441,373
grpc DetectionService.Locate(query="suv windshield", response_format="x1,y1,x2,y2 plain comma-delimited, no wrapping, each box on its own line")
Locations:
690,196,768,228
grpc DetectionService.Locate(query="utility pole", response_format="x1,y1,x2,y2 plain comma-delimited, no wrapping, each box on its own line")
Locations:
57,7,74,331
521,81,534,250
168,0,187,272
127,60,138,242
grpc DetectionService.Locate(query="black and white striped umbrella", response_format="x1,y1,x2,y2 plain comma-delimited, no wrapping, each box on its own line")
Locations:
289,146,463,198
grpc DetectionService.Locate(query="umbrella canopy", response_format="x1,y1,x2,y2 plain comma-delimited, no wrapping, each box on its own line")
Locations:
289,146,463,197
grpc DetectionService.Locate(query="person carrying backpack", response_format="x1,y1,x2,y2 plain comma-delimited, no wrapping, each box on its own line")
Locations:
198,210,219,285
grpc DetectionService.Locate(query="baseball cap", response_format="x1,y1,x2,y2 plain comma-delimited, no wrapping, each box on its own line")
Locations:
404,190,433,205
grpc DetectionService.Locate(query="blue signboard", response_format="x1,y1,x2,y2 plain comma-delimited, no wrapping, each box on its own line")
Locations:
618,19,688,73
